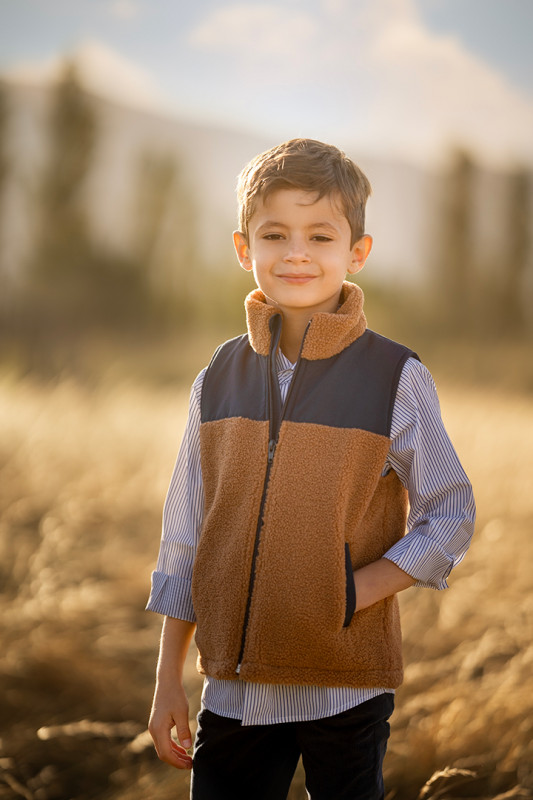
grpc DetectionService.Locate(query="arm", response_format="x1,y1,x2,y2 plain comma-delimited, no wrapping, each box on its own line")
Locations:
354,359,475,609
354,558,415,611
148,616,196,769
146,370,205,620
146,372,205,767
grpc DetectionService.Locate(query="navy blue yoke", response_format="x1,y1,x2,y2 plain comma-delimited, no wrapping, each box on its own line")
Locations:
201,329,419,438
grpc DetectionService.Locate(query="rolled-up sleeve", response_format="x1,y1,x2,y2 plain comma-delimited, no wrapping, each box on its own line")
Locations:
146,370,205,620
383,358,476,590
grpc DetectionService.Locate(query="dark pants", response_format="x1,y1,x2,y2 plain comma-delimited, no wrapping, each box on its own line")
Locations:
191,693,394,800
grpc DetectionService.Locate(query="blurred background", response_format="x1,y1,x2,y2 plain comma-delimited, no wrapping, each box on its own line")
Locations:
0,1,532,798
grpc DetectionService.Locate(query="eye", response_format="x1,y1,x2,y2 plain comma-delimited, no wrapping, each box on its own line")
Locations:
262,233,284,240
312,235,333,242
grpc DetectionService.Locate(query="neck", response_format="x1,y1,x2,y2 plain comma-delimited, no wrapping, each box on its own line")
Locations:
279,310,312,363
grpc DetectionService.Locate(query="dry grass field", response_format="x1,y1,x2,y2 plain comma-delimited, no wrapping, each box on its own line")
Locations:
0,367,532,799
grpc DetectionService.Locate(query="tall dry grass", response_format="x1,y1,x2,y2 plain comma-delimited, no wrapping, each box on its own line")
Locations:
0,372,531,799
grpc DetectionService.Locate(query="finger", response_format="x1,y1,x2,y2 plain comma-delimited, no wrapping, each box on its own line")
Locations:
152,732,193,770
171,739,193,765
175,723,193,751
169,740,193,769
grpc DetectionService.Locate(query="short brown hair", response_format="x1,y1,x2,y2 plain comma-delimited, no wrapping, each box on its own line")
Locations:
236,138,371,247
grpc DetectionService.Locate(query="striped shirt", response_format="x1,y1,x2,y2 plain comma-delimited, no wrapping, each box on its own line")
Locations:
147,352,475,726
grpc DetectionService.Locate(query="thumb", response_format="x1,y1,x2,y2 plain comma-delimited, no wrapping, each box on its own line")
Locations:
174,714,192,750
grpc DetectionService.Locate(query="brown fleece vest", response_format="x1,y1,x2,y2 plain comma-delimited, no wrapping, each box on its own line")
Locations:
191,282,418,688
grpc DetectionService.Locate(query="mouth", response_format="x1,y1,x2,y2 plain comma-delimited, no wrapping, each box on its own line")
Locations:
277,274,316,285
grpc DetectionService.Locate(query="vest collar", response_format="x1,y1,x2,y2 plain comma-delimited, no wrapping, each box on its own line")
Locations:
245,281,367,361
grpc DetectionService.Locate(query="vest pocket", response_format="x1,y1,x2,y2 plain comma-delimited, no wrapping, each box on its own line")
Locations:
343,542,356,627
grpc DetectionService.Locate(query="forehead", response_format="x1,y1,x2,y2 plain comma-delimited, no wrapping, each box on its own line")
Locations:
250,188,347,228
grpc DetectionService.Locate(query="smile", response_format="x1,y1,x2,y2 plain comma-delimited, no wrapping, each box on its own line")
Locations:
277,274,317,284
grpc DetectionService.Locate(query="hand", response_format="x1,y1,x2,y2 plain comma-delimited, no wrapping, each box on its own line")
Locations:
148,681,193,770
353,557,415,612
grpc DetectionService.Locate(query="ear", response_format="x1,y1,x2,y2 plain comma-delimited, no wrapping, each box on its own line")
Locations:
233,231,253,272
347,234,373,275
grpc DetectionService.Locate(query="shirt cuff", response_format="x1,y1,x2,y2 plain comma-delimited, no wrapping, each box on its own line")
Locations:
384,533,455,590
145,571,196,622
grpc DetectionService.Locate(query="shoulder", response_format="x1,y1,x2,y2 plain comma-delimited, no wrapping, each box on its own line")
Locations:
196,334,250,387
356,329,420,395
209,333,250,359
203,333,253,382
397,358,438,402
393,357,442,427
191,367,207,405
200,333,262,422
362,329,419,364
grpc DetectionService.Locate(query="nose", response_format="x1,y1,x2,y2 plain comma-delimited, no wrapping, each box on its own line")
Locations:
283,237,311,264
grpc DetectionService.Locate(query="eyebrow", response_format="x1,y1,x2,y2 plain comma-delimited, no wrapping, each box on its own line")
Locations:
255,220,340,234
255,220,286,232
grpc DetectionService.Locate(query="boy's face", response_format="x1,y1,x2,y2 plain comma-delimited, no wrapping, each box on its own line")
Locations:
234,189,372,318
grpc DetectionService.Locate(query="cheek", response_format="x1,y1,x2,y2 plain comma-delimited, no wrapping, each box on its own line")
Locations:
251,245,276,267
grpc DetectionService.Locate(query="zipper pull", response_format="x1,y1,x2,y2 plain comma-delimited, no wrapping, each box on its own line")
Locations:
268,439,276,463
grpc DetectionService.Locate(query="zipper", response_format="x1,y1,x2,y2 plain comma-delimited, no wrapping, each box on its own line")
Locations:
236,318,311,674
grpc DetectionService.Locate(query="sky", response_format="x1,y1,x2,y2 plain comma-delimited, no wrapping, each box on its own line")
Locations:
1,0,533,165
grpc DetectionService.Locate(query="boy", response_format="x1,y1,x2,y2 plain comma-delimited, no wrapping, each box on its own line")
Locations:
147,138,475,800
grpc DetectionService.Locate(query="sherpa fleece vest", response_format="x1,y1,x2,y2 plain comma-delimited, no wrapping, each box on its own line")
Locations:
191,281,418,689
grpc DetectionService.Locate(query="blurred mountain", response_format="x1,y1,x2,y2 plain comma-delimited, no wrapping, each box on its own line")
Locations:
1,75,531,303
0,76,442,288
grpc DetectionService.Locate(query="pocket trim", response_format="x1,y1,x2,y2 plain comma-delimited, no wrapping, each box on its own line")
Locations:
343,542,357,627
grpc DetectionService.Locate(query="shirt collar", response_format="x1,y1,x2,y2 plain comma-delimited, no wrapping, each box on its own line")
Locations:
276,349,295,373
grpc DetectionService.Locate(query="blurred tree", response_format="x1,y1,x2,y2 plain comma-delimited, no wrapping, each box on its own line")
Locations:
0,81,8,318
434,150,476,334
31,60,96,286
23,59,103,344
133,150,208,330
135,153,190,315
433,151,533,341
499,166,531,336
25,60,156,343
0,81,7,199
135,153,177,269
